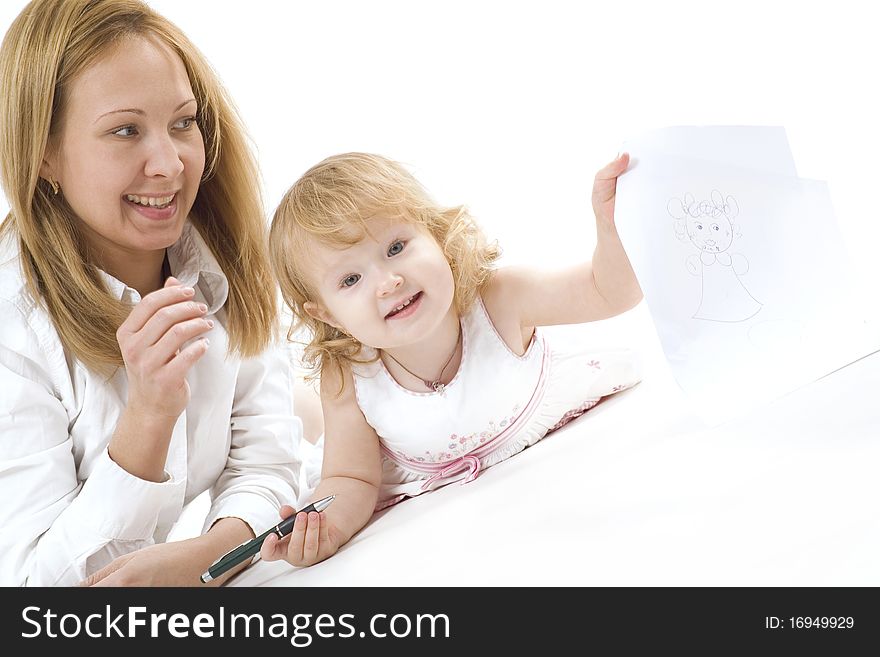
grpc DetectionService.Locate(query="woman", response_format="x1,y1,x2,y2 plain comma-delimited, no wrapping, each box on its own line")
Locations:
0,0,305,586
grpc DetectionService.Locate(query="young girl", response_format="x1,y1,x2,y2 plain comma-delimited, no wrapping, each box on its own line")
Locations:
263,152,643,567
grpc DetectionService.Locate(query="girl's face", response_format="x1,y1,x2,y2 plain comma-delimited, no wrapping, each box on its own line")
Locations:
42,36,206,271
304,216,456,350
686,216,733,253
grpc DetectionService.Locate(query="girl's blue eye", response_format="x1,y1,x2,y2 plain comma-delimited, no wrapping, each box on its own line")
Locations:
341,274,361,288
174,117,197,130
388,241,404,257
113,125,138,137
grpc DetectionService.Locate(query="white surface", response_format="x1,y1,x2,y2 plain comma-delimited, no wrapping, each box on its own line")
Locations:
224,306,880,586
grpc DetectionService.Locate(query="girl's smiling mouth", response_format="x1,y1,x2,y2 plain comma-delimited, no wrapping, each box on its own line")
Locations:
385,291,423,320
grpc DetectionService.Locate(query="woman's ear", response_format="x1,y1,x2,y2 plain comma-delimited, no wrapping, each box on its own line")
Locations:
304,300,343,331
39,140,59,187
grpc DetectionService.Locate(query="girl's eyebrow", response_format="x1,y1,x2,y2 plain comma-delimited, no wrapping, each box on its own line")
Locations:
319,251,358,285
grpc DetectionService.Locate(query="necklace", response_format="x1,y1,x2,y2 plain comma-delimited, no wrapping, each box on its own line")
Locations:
383,325,462,393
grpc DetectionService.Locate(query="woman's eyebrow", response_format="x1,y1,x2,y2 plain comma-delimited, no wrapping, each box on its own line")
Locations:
94,98,197,124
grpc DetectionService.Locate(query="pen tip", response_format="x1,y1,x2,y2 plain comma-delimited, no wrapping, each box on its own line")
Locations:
312,494,336,513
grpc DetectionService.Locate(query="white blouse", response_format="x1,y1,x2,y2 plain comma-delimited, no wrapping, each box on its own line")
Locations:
0,222,302,586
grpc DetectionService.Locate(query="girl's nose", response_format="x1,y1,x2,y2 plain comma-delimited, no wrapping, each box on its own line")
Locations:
377,271,403,297
144,134,185,179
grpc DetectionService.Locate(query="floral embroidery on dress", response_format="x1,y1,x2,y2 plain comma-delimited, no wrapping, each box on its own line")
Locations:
392,404,522,463
588,360,602,370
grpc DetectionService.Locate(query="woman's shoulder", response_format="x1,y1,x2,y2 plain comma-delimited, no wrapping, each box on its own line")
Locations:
0,232,36,312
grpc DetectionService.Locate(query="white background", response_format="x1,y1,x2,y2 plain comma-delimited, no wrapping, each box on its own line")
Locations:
2,0,879,282
3,1,878,586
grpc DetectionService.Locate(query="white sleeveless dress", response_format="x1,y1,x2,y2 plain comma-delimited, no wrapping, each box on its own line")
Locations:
299,297,641,510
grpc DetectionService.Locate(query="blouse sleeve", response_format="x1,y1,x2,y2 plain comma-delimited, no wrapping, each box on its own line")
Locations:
202,341,302,536
0,298,183,586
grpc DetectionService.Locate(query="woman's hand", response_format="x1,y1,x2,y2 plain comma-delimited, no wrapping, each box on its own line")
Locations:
260,505,343,567
79,539,209,587
109,276,214,481
591,152,630,229
117,276,212,422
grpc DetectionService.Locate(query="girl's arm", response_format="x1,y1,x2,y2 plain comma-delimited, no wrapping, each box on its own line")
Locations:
483,154,642,340
260,363,382,567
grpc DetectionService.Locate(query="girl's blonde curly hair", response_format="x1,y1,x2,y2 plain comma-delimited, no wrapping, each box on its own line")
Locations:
269,152,500,386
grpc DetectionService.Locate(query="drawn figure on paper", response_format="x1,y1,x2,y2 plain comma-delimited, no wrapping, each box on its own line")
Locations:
669,190,762,322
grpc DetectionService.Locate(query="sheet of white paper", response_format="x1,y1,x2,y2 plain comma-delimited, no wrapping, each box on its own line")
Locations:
623,125,798,177
616,128,879,424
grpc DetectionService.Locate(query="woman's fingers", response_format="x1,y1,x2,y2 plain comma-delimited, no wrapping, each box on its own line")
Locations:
118,282,196,337
160,336,211,382
139,300,209,348
147,315,213,366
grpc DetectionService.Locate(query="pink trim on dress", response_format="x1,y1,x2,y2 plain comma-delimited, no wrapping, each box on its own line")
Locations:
476,296,536,361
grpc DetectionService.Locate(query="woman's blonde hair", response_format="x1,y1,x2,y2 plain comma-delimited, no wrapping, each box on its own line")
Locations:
0,0,277,372
270,152,501,384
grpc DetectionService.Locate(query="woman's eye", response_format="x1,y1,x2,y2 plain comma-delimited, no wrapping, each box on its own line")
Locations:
112,125,138,137
388,240,404,257
174,116,197,130
341,274,361,288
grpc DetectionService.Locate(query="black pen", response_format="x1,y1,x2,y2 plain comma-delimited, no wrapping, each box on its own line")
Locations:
199,494,336,583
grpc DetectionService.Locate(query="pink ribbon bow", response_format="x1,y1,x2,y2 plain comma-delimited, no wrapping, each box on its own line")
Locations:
421,454,482,491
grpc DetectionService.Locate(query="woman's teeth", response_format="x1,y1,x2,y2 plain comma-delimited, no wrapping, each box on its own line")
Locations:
125,194,175,208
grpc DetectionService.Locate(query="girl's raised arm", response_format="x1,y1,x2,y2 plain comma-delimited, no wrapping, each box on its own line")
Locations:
483,154,642,335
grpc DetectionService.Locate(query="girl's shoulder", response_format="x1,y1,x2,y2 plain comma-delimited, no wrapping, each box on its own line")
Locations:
318,359,358,408
479,269,534,356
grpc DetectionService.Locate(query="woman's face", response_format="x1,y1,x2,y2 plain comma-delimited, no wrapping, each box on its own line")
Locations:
43,35,206,269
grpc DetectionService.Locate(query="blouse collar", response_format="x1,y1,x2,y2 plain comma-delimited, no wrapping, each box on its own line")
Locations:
97,222,229,313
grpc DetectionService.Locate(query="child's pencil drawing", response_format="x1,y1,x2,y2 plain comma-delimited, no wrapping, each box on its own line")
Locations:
668,189,762,322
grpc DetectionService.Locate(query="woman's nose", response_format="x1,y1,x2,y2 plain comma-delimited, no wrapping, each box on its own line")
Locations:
143,133,185,179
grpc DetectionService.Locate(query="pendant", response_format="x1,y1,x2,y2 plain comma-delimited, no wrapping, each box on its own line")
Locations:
429,380,445,394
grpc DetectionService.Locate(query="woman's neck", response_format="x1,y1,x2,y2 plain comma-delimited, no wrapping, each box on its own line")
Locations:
99,249,168,299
